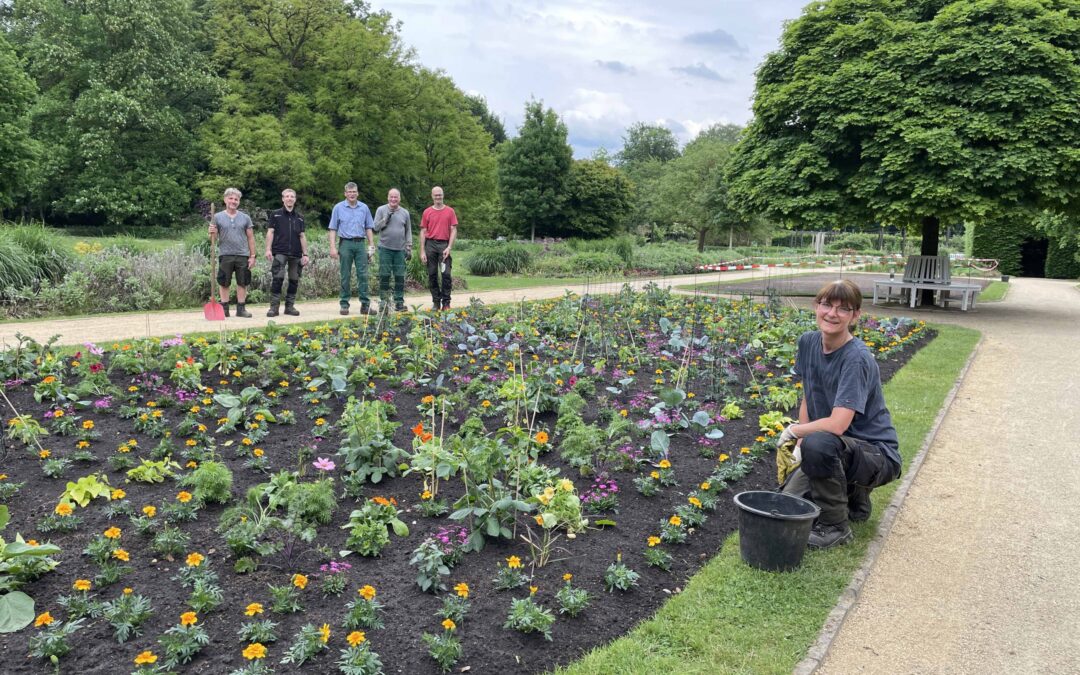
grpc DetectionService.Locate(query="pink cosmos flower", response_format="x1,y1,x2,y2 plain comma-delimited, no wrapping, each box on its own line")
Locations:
313,457,335,471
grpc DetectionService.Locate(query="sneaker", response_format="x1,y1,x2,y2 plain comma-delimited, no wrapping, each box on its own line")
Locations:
808,522,853,550
340,307,349,316
848,486,872,523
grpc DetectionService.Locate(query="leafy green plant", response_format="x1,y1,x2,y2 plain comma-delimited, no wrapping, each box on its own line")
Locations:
158,617,211,668
59,473,112,508
409,539,451,593
335,398,407,484
182,460,233,505
126,457,181,483
0,506,63,633
421,624,462,673
28,617,84,664
279,623,330,666
555,576,591,616
341,499,408,557
101,590,153,643
464,242,531,275
504,595,556,640
604,555,641,593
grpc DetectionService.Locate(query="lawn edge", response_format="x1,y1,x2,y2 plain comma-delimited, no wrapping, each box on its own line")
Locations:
793,325,984,674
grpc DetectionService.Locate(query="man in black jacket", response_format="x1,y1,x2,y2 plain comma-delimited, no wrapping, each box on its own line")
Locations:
265,188,310,317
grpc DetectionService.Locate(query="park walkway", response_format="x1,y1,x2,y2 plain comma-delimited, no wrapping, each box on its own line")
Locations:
3,271,1077,673
816,277,1080,674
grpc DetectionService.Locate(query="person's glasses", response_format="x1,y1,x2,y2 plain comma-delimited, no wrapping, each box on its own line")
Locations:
815,301,854,317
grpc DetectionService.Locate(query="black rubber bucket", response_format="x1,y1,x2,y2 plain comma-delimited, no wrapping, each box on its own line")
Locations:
734,491,820,572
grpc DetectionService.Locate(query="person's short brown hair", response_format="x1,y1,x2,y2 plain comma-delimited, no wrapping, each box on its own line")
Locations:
814,279,863,311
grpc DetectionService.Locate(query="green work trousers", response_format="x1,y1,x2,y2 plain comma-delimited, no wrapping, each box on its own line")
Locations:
378,247,407,307
338,238,370,309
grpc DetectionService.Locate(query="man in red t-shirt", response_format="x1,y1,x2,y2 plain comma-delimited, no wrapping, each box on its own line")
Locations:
419,186,458,310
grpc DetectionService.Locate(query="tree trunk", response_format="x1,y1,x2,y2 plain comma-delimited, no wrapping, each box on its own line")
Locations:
697,228,707,253
920,215,941,304
530,222,535,243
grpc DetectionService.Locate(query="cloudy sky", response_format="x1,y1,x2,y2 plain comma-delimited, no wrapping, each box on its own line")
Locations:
371,0,810,156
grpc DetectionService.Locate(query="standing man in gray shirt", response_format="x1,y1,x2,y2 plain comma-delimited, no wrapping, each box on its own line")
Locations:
779,279,901,550
372,188,413,313
207,187,257,317
327,181,375,315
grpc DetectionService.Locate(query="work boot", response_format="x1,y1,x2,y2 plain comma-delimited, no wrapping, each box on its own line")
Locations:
284,296,299,316
395,303,407,312
235,303,252,318
222,302,230,317
359,305,371,315
431,303,440,311
266,295,280,317
808,522,853,550
848,486,872,523
340,306,349,316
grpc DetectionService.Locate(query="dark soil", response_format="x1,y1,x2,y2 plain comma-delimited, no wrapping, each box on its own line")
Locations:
0,323,931,675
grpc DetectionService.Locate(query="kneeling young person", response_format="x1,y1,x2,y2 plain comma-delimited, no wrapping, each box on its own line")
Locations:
780,279,902,549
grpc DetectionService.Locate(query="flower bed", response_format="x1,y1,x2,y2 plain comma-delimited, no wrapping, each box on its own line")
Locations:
0,286,929,673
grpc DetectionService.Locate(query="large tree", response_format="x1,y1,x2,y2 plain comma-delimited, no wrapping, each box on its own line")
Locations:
617,122,680,169
497,100,573,241
728,0,1080,257
0,32,38,211
11,0,222,226
561,159,634,238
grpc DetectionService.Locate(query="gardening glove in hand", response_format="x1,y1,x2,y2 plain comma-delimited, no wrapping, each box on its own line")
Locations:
368,245,376,263
776,439,801,485
777,424,799,449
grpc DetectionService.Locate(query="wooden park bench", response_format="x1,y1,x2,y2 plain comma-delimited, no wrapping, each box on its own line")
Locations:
872,255,981,311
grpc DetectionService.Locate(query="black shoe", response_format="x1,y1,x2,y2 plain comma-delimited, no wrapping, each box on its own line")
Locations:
235,304,252,318
284,305,299,316
808,522,853,550
395,304,407,312
339,307,349,316
222,303,230,318
848,486,872,523
359,305,371,315
266,306,279,317
441,303,450,310
431,303,440,311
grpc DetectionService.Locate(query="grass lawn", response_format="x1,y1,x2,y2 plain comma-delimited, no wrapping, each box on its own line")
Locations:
460,274,590,291
555,323,981,675
676,271,828,295
977,280,1008,302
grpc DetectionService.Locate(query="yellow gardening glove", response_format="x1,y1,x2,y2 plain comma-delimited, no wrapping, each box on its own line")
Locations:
776,439,801,485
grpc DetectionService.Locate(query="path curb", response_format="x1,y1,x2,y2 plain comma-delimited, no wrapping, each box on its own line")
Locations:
792,330,985,675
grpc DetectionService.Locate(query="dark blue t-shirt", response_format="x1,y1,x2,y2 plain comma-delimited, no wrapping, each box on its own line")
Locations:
794,331,900,468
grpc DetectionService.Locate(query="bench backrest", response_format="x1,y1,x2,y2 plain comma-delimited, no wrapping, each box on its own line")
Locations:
902,255,951,284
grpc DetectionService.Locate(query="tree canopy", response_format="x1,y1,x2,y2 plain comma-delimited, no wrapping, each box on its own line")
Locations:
0,32,38,210
727,0,1080,253
617,122,681,168
497,100,573,240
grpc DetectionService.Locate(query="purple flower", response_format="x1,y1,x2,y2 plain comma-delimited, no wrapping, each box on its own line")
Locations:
313,457,335,471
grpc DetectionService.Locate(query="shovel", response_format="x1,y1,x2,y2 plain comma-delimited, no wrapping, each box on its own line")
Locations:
203,203,226,321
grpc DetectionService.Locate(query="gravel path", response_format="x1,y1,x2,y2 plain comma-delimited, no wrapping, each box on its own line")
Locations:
816,277,1080,674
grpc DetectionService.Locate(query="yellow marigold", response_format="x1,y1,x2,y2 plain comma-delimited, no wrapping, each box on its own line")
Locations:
244,602,263,616
507,555,522,569
421,394,435,404
689,497,702,508
292,573,308,589
534,515,545,526
113,549,130,562
314,418,326,427
558,478,574,492
420,489,432,500
75,441,89,449
111,489,126,500
123,587,133,595
647,536,661,547
649,471,660,480
55,502,73,516
34,611,54,627
133,651,157,665
253,448,264,457
318,623,330,643
242,643,267,660
185,439,198,447
740,447,751,455
241,437,253,446
103,526,121,539
755,436,767,443
177,491,193,503
82,420,94,430
73,579,92,591
619,409,628,417
186,552,205,567
358,585,376,601
701,482,712,491
534,431,549,445
142,505,157,517
42,376,57,384
454,582,469,599
186,461,198,468
563,573,573,582
529,585,538,595
441,619,456,631
180,612,198,627
481,399,492,408
347,631,366,647
657,459,671,469
669,515,682,527
39,449,51,459
719,454,730,463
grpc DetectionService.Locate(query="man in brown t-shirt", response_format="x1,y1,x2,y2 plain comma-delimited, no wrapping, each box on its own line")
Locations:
419,186,458,310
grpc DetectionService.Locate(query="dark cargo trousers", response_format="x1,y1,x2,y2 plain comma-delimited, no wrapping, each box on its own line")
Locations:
782,431,900,526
